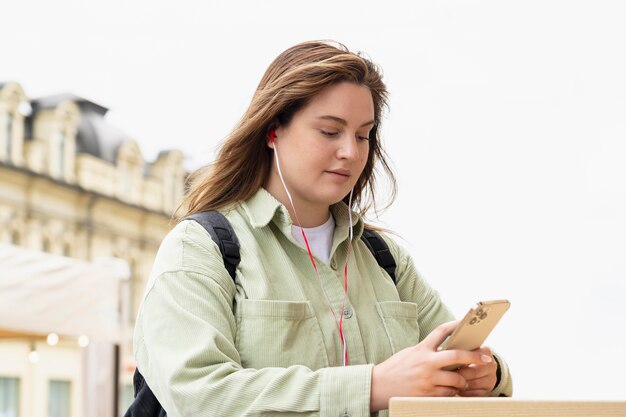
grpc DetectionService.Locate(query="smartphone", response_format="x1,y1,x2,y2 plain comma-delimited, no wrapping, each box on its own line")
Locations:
440,299,510,370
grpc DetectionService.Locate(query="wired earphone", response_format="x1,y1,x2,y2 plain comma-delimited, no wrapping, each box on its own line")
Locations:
269,128,354,366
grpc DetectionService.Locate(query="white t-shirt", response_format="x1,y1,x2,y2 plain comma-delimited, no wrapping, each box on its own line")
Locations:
291,214,335,264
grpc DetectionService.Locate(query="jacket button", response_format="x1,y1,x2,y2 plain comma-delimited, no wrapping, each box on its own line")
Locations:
343,307,353,319
330,259,337,269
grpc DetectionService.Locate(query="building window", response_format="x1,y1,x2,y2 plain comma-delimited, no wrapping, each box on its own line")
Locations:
122,383,134,412
42,237,50,252
0,112,13,162
51,131,65,179
0,377,20,417
120,165,133,197
48,380,71,417
10,231,20,246
128,259,137,318
4,113,13,161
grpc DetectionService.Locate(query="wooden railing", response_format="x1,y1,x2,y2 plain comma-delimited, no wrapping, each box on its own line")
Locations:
389,398,626,417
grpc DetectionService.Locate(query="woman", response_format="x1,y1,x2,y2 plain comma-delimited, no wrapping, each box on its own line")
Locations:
134,40,512,416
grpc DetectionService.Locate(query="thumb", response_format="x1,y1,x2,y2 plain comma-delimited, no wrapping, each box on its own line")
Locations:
421,320,459,351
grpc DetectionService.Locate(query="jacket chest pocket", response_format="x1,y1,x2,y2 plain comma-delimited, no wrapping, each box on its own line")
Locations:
376,301,421,354
235,300,329,369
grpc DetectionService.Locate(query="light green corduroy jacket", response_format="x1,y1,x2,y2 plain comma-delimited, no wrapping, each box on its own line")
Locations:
134,188,512,417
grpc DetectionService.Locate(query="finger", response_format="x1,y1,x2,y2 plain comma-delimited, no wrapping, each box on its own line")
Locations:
464,374,497,392
458,389,490,397
431,386,459,397
433,370,467,391
471,346,493,360
434,349,493,369
456,365,482,381
473,346,493,356
422,320,460,350
457,362,496,380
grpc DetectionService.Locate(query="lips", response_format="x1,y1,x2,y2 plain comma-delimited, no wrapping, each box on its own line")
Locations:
326,168,351,177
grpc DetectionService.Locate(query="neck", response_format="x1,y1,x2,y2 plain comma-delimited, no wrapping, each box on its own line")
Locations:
264,176,330,228
291,208,331,228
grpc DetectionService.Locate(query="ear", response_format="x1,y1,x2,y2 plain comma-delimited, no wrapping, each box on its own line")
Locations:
268,129,276,149
266,123,280,149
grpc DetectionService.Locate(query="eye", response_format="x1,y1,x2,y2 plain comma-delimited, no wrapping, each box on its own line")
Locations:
320,129,339,137
357,134,370,142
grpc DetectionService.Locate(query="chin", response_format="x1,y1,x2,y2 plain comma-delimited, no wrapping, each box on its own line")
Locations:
304,184,355,207
323,192,352,206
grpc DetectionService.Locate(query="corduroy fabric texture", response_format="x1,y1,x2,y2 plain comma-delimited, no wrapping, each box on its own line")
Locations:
134,188,512,417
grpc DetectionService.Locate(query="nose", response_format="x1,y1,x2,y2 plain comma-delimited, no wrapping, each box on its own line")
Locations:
336,134,360,161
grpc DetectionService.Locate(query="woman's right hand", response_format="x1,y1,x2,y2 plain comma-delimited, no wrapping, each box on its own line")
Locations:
369,320,494,412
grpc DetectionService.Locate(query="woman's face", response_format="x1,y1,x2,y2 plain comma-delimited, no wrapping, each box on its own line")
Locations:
268,81,375,219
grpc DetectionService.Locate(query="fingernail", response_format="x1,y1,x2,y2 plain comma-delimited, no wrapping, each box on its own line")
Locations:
481,354,492,363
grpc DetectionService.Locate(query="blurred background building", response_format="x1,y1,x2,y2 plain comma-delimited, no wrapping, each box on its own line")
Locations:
0,81,186,417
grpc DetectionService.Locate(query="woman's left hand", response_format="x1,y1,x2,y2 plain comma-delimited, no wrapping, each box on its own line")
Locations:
456,346,498,397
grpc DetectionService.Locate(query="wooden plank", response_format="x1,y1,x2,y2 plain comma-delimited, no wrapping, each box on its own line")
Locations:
389,398,626,417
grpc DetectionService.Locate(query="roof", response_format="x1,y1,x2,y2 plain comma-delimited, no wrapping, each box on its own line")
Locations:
31,94,128,163
76,109,127,163
31,93,108,114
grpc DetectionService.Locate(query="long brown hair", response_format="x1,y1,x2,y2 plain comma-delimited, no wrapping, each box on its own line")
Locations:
178,40,397,223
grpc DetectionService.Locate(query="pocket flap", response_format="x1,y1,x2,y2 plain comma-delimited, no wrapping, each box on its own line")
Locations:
376,301,418,319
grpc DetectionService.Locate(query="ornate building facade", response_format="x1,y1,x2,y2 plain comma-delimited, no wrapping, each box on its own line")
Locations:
0,81,186,417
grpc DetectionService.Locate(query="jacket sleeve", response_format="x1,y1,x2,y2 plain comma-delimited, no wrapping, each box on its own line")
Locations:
382,235,513,397
133,221,374,417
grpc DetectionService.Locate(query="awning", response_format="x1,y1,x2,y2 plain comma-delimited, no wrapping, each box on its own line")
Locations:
0,244,128,343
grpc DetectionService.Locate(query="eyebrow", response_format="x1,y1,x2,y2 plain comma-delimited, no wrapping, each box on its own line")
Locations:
316,115,375,128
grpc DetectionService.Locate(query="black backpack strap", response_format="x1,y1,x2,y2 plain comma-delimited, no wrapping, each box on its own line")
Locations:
125,369,165,417
360,229,397,284
185,211,241,281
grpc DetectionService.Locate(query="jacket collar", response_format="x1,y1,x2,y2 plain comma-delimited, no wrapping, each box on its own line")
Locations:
241,187,365,240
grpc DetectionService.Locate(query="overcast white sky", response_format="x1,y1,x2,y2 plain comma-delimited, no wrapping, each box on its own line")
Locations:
3,0,626,400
